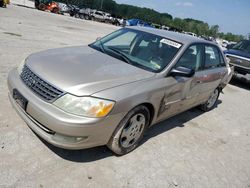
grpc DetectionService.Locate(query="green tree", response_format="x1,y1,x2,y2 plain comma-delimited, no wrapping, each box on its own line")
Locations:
57,0,243,42
209,25,220,37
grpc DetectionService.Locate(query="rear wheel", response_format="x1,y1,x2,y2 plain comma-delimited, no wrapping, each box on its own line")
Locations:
79,14,85,19
200,88,220,111
107,105,150,155
38,3,46,11
51,7,59,14
84,14,90,20
75,13,80,18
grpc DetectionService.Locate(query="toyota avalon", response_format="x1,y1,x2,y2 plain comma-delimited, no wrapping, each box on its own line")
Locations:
8,27,232,155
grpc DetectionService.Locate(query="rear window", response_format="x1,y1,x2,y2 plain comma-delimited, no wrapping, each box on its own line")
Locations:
204,46,221,69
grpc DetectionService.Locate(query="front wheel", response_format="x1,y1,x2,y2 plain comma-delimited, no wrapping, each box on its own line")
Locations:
200,88,220,111
107,105,150,155
84,14,90,20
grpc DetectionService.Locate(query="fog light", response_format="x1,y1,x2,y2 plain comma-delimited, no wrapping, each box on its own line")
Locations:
52,133,88,143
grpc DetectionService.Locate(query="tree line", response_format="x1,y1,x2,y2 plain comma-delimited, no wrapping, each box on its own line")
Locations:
63,0,245,42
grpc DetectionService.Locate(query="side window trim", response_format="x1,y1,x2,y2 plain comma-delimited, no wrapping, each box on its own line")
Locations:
200,44,205,71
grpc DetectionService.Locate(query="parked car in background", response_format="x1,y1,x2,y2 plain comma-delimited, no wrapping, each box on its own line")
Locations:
34,0,60,14
8,27,232,155
184,32,197,37
34,0,59,14
78,7,92,20
103,13,112,23
224,40,250,83
57,2,70,14
226,42,237,50
67,4,80,18
91,11,106,22
127,19,153,28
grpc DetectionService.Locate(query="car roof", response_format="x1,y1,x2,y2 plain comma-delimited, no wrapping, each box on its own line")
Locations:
127,26,215,46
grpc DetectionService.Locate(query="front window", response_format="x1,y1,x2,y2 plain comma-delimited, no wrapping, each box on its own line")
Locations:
232,40,250,53
89,28,182,73
174,44,203,71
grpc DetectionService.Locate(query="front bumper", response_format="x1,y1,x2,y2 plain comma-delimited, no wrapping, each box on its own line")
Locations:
8,69,124,150
230,64,250,83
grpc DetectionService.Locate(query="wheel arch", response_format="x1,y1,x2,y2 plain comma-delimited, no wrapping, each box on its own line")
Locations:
134,102,155,126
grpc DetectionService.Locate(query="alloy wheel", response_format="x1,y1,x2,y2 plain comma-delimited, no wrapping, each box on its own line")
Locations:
120,113,146,148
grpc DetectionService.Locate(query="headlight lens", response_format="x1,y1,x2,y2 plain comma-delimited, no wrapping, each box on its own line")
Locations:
53,94,115,118
17,58,26,75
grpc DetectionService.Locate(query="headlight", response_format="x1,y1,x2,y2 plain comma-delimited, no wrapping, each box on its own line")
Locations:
17,58,26,75
53,94,115,118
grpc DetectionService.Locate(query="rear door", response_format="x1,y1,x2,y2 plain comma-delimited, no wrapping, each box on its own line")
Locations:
196,45,227,102
158,43,227,121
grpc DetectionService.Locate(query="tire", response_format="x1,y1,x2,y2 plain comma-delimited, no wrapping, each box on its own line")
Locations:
200,88,220,112
75,13,80,18
84,14,90,20
51,7,59,14
79,14,84,19
107,105,150,155
38,3,46,11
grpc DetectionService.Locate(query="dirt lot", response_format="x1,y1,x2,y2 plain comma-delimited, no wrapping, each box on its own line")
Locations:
0,5,250,188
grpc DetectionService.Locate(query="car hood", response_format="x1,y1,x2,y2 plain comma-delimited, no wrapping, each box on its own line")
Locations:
224,49,250,59
25,46,155,96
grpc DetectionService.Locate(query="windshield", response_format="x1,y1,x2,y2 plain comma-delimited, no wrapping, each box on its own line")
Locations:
232,40,250,53
89,28,182,73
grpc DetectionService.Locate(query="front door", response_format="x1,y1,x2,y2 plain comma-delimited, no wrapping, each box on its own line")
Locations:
157,44,204,120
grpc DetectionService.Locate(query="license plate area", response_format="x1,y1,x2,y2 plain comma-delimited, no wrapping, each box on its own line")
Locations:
13,89,28,110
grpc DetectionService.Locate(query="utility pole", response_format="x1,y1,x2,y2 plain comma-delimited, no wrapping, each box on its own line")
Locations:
100,0,103,10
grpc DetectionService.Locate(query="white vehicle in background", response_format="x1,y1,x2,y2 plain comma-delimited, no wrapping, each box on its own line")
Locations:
161,25,170,30
216,38,229,51
104,13,114,23
57,2,70,14
184,31,197,37
91,11,106,22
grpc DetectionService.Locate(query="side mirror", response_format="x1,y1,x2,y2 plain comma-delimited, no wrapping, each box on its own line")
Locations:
169,66,195,77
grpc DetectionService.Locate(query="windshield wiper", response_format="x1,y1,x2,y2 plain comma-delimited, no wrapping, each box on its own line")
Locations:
106,47,133,65
106,47,155,72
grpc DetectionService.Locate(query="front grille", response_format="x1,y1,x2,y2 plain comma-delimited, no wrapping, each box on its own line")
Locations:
20,64,64,102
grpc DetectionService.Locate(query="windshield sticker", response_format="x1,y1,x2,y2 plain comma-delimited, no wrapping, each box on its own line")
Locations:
160,39,182,49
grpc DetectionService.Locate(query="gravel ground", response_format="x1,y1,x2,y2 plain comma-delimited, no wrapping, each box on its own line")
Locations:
0,5,250,188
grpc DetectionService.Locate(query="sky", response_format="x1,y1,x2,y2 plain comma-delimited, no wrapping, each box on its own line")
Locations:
115,0,250,36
